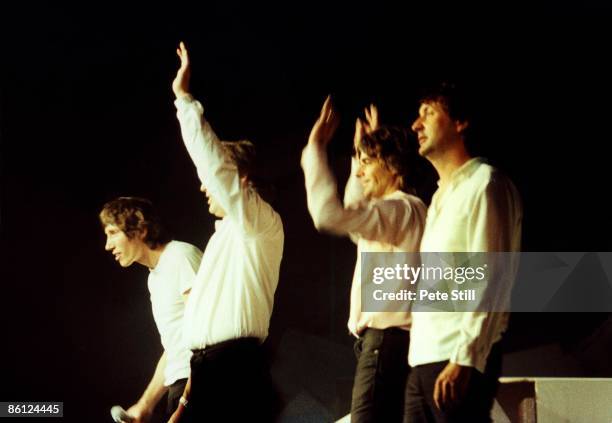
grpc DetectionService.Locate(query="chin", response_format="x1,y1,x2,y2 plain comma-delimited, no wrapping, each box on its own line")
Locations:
419,143,434,157
118,258,133,268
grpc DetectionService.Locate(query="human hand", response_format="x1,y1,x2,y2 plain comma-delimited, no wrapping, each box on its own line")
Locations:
172,41,191,99
307,95,339,148
363,104,379,133
353,104,379,152
433,362,472,411
125,402,151,423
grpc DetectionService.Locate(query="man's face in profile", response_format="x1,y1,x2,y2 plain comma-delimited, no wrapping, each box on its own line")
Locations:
356,150,398,199
200,185,226,218
104,224,146,267
412,101,462,158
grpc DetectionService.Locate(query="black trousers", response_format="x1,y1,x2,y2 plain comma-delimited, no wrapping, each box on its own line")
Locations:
166,377,187,417
186,337,278,422
403,342,502,423
351,327,411,423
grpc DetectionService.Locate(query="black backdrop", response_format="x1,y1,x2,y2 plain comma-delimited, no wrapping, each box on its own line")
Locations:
2,2,612,421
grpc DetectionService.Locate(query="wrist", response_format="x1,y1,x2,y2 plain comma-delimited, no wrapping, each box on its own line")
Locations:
179,396,189,408
135,400,153,414
174,91,191,100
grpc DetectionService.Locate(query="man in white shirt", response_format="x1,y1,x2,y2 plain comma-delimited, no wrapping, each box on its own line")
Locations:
169,42,284,423
404,83,522,422
100,197,202,423
302,97,427,423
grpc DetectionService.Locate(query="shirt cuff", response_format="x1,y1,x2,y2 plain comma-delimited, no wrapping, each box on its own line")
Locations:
450,343,487,373
174,94,196,109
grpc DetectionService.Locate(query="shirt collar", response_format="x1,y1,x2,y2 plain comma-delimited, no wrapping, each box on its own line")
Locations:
437,157,486,188
214,219,226,231
149,242,171,274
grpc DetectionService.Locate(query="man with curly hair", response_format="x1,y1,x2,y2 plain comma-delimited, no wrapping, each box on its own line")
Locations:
100,196,202,423
302,98,427,423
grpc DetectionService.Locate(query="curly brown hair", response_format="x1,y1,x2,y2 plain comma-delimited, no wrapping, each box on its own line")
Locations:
99,197,171,249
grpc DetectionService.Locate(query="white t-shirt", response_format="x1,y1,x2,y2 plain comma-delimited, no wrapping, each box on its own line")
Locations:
148,240,203,385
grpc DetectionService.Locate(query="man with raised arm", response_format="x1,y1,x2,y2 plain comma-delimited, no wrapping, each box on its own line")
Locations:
404,82,522,422
168,42,284,423
100,197,202,423
301,97,427,423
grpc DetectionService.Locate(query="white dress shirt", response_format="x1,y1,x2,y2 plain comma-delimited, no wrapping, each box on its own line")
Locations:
409,157,522,373
175,95,284,350
301,143,427,336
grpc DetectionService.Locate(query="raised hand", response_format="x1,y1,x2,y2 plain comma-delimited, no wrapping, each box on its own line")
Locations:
353,104,380,152
363,103,379,133
308,95,339,147
172,41,191,98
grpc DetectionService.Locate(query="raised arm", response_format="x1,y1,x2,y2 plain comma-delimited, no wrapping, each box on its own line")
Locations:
302,98,421,245
172,42,274,234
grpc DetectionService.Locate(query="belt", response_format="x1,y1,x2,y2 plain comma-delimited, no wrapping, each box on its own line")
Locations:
192,337,259,358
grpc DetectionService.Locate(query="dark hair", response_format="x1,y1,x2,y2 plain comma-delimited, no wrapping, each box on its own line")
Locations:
358,126,423,194
99,197,171,249
419,80,474,139
221,140,256,179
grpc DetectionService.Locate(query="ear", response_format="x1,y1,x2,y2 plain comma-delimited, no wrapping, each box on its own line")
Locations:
455,120,469,134
137,228,148,241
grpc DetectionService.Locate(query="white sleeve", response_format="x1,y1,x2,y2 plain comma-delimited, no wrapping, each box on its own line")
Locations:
450,176,523,369
177,245,203,295
301,142,422,245
175,95,277,235
343,156,366,244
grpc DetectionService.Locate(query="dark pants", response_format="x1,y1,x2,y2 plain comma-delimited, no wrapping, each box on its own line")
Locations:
351,327,411,423
403,342,502,423
186,337,278,422
166,377,187,417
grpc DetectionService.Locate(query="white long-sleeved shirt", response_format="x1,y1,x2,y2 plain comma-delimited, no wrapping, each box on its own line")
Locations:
175,95,284,350
409,157,522,373
301,142,427,336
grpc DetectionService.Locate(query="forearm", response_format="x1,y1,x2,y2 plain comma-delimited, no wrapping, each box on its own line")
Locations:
302,142,416,243
175,96,232,185
170,375,191,423
181,375,192,400
175,96,263,230
301,142,345,232
136,352,168,411
343,155,365,207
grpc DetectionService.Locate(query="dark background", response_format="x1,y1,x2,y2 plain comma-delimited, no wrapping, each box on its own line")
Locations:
2,2,612,421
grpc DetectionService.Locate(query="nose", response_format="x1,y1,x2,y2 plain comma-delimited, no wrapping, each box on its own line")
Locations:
105,236,113,251
411,116,423,133
200,184,207,194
